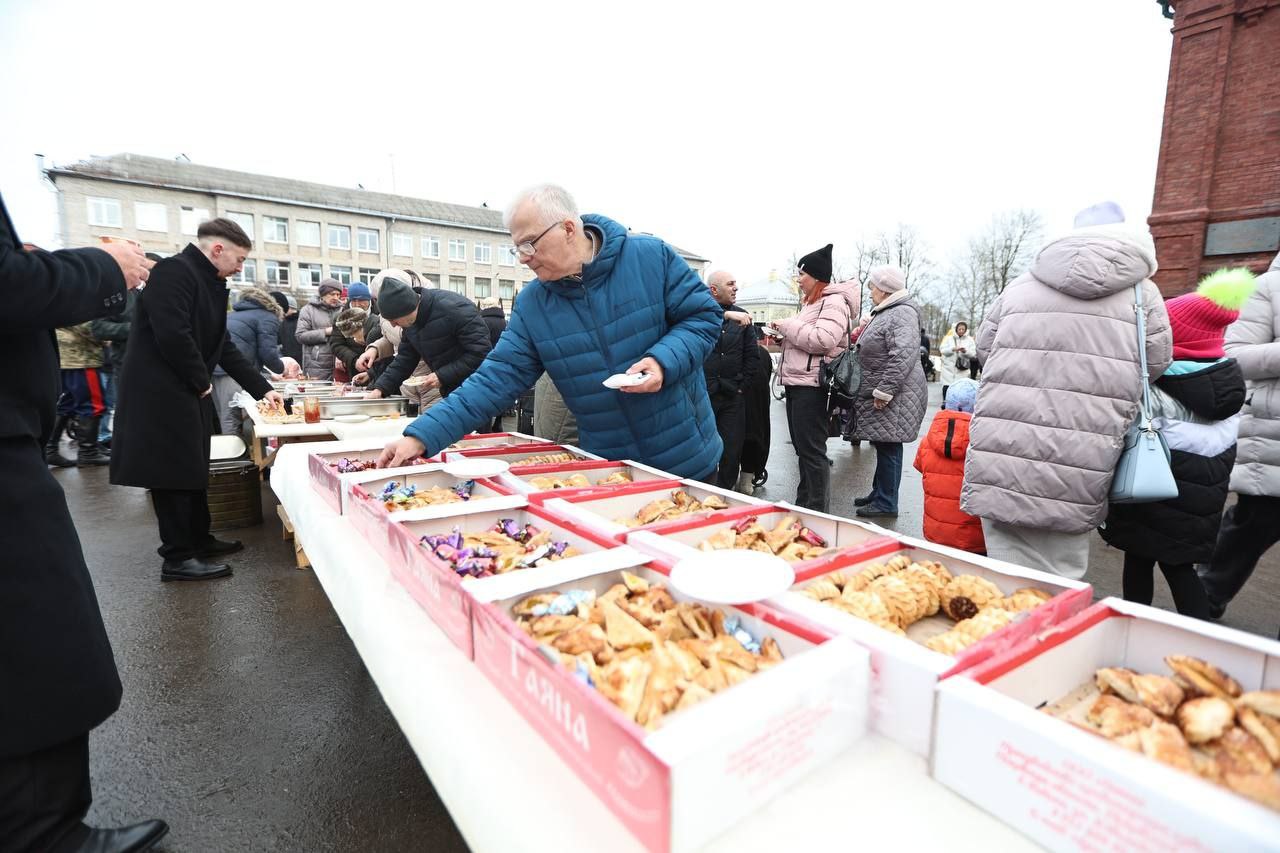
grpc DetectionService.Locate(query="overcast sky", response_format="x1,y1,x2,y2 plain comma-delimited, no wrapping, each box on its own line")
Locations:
0,0,1173,285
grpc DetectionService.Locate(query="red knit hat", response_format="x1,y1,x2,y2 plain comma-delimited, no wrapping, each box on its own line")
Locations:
1165,268,1256,359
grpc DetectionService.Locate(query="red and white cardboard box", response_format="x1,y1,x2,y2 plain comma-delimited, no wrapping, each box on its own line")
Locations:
440,443,601,464
539,477,769,542
470,563,871,853
344,469,522,561
385,503,645,658
933,598,1280,852
440,431,552,452
769,538,1093,756
306,438,432,514
626,503,899,581
493,459,676,498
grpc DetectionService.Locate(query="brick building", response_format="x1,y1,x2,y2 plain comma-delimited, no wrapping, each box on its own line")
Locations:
45,154,708,307
1148,0,1280,295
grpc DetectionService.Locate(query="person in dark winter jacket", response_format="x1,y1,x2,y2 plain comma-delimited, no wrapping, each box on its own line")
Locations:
89,287,137,447
330,307,384,385
365,277,491,400
211,286,285,435
478,297,510,430
739,340,774,490
0,192,169,850
376,185,723,477
277,292,302,363
1100,269,1254,619
296,280,343,379
703,270,760,489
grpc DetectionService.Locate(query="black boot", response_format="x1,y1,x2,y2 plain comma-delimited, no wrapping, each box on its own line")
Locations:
73,819,169,852
46,414,77,467
77,416,111,466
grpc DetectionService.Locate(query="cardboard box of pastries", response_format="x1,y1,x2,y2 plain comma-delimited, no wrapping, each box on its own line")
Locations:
492,458,677,498
933,598,1280,852
768,535,1092,756
306,438,431,514
539,477,769,542
439,443,601,466
384,502,646,658
344,469,522,564
625,503,900,580
469,563,870,853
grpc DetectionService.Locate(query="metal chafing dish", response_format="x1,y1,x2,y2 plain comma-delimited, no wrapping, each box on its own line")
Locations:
315,396,410,418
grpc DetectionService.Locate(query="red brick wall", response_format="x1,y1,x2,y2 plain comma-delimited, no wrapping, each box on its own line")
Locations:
1149,0,1280,296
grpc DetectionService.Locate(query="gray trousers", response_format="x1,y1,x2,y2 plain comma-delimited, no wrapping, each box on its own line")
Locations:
981,518,1090,581
211,374,245,436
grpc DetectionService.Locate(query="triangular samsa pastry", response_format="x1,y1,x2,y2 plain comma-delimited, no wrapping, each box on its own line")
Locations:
600,598,655,649
699,528,736,551
674,682,714,712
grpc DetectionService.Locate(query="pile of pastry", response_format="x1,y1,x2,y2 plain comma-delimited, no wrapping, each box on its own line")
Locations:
512,572,783,730
514,451,580,466
1079,658,1280,811
697,514,829,562
418,518,580,578
379,479,474,511
615,489,730,527
801,556,1049,653
528,469,633,490
257,398,302,423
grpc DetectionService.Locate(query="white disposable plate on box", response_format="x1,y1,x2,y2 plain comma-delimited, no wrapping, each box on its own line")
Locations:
334,414,370,423
442,458,511,479
602,372,649,389
669,549,795,604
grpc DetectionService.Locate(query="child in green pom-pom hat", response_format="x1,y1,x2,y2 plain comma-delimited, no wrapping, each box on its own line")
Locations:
1100,267,1257,619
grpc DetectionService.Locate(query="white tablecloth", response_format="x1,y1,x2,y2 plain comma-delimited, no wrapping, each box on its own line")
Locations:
269,443,1040,852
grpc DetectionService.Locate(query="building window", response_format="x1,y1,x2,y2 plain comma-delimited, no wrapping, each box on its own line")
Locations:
448,238,466,261
422,235,440,258
357,228,379,253
264,260,290,286
447,275,467,294
296,220,321,247
358,267,379,285
263,216,288,243
226,211,254,237
329,265,352,285
180,206,210,235
231,259,257,285
421,272,440,287
134,202,167,233
474,277,491,298
499,279,515,300
328,224,351,249
498,244,517,266
297,263,322,287
392,232,414,257
87,197,122,228
474,242,492,264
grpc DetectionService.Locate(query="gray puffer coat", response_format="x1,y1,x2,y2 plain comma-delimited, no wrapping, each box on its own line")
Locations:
960,226,1173,534
1227,251,1280,497
295,297,341,380
853,291,928,443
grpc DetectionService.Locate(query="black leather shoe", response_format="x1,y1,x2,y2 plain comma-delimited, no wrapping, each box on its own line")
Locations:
855,506,899,518
75,820,169,853
161,558,232,582
198,537,244,557
853,495,876,507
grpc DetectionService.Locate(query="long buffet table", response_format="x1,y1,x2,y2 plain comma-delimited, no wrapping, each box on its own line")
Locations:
269,442,1040,851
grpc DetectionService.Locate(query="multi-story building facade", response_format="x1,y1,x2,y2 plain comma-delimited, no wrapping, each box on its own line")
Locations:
46,153,708,308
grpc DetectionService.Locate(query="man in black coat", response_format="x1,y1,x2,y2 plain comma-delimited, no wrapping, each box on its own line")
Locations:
0,193,168,852
365,275,492,401
110,219,283,583
702,271,760,489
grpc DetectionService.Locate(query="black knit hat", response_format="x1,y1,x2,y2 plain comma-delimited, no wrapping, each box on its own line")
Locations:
379,276,419,320
797,244,833,283
269,291,290,314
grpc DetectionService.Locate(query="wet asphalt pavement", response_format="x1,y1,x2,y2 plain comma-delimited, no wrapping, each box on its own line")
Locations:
58,382,1278,851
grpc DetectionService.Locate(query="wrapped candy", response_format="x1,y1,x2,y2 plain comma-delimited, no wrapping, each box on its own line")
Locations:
333,457,378,473
732,516,758,534
723,616,762,654
798,527,828,548
532,588,595,617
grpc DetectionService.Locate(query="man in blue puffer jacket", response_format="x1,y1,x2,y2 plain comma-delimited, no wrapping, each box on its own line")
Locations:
378,184,723,479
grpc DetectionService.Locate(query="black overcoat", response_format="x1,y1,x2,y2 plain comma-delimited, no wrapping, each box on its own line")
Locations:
0,192,125,757
739,341,774,475
111,244,272,490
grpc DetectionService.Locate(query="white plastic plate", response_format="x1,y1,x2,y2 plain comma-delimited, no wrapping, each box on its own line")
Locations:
668,549,795,604
602,372,649,389
442,458,511,479
334,414,370,423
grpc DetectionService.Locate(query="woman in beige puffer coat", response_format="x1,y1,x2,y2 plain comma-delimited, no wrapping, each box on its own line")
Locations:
960,220,1172,579
1202,251,1280,618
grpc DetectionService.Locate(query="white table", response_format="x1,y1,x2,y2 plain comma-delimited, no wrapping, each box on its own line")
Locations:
269,443,1042,852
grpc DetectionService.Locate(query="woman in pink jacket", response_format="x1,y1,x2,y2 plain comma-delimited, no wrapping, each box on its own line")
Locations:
771,244,856,512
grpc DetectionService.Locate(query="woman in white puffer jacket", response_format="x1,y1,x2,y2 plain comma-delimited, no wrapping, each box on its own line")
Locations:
938,321,976,400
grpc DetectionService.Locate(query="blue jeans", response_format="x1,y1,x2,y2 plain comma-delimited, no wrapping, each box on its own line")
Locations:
868,441,904,512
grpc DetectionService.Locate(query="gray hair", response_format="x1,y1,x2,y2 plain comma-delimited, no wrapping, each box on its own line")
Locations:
503,184,581,230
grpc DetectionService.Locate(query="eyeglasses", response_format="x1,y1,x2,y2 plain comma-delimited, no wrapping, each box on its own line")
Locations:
515,222,563,258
